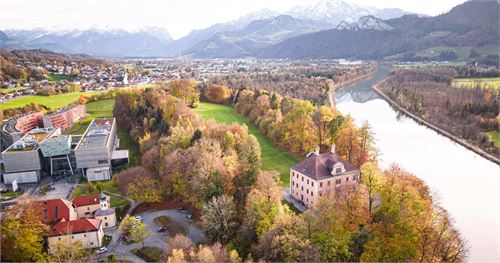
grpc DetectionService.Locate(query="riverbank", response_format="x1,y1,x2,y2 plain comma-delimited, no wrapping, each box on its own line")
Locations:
372,80,500,166
336,64,378,90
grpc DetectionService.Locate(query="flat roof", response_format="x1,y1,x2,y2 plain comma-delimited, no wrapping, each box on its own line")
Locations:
40,135,71,157
76,118,114,150
4,127,59,153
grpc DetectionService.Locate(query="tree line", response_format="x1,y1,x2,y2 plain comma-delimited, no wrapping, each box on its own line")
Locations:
379,68,499,156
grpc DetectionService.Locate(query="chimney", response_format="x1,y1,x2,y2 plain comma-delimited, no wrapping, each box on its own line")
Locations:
315,146,320,155
331,144,336,153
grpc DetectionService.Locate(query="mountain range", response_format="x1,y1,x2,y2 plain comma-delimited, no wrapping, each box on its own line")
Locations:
0,0,414,58
0,0,498,61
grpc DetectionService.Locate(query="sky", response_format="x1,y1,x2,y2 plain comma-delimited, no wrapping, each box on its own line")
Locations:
0,0,468,39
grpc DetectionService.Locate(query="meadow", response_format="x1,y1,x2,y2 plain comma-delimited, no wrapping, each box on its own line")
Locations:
0,91,105,110
452,77,500,90
194,102,300,186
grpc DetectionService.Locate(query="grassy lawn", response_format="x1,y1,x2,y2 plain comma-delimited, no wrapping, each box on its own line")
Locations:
452,77,500,90
488,131,500,148
47,73,72,82
0,91,106,110
194,102,300,186
132,247,162,262
0,190,23,201
153,216,187,236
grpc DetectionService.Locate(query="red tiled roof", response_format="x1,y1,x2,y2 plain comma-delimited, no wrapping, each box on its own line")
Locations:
49,218,101,236
72,194,100,207
41,199,75,224
291,152,358,180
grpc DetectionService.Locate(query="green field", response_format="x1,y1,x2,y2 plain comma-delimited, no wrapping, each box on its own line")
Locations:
47,73,72,82
488,131,500,148
194,102,300,186
0,91,105,110
452,77,500,90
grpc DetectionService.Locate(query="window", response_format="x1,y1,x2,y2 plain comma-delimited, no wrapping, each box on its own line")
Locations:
58,237,61,240
87,207,90,210
319,192,322,197
98,160,108,164
301,176,304,182
328,181,331,186
105,217,107,220
301,186,303,191
306,189,309,194
84,234,86,237
90,242,94,245
335,167,342,174
346,177,349,182
307,179,309,184
72,236,74,239
311,192,313,197
336,179,341,185
320,182,323,187
105,222,109,227
311,182,314,187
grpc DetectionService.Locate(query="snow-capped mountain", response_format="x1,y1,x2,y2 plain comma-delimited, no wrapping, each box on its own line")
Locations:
287,0,412,26
1,27,174,57
335,16,394,31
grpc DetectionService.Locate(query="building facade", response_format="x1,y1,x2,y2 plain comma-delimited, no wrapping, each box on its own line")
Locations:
43,105,86,132
74,118,128,181
47,218,104,252
1,111,43,148
290,145,360,208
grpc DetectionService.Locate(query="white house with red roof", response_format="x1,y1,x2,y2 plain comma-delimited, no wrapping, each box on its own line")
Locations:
40,193,115,253
290,144,360,208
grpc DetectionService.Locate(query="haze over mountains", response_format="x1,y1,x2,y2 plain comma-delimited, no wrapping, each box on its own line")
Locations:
0,0,498,61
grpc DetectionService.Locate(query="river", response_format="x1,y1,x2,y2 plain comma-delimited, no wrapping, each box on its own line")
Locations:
335,65,500,263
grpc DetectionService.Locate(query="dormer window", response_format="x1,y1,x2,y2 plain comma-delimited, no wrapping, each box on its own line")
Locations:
331,163,345,175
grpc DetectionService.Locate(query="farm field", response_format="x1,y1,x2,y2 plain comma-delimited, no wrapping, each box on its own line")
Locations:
452,77,500,89
0,91,106,110
194,102,300,186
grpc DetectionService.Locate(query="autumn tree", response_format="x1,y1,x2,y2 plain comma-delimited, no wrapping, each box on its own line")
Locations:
312,105,336,145
126,176,163,203
50,240,87,263
168,79,199,107
0,197,48,262
360,162,383,217
202,195,237,245
118,215,151,247
205,84,231,104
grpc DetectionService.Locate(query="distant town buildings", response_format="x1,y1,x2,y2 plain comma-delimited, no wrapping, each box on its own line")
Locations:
290,144,360,208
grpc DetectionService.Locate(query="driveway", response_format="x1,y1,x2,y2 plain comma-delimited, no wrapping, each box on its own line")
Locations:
98,209,204,262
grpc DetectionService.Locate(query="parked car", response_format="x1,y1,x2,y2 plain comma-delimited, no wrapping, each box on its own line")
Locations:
135,215,143,221
186,214,193,220
158,227,167,233
177,206,186,211
96,247,108,254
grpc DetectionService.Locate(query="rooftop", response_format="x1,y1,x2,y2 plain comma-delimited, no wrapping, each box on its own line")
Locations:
40,135,71,157
72,194,101,207
4,127,59,152
48,218,101,236
291,151,358,180
76,118,114,150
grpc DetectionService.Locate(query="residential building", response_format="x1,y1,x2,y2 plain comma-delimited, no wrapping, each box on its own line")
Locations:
72,193,116,228
43,105,86,131
74,118,128,181
1,111,43,148
289,145,360,208
1,127,60,184
47,218,104,252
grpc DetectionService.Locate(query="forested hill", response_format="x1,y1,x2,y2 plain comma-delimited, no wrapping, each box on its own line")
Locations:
259,0,499,61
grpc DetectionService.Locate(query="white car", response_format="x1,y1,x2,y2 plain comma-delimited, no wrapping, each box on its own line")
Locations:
96,247,108,254
135,216,143,221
